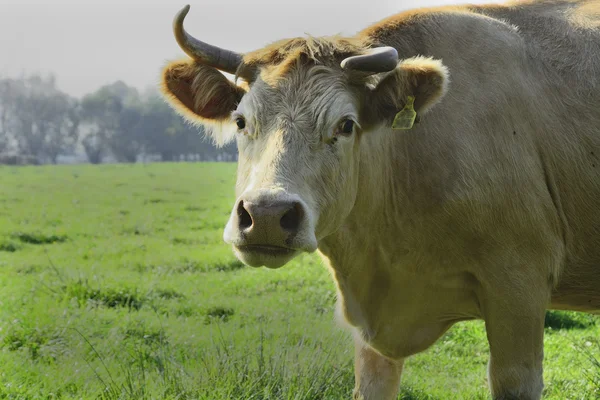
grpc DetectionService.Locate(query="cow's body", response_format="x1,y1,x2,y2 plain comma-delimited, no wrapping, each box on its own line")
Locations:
161,1,600,398
327,0,600,351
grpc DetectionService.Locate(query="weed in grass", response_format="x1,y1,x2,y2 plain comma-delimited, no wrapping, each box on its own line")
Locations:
124,327,168,347
0,240,21,252
144,198,165,204
167,259,245,273
213,260,245,272
171,260,204,273
149,288,185,300
63,279,144,310
171,237,200,245
175,305,196,318
398,387,439,400
579,339,600,394
2,325,66,362
121,226,149,236
204,307,235,324
183,205,204,212
16,264,41,274
11,231,67,245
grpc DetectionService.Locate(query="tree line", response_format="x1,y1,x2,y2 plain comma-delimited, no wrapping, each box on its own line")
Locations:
0,74,236,165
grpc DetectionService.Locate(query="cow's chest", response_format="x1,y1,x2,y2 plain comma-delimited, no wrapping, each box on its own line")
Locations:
332,267,481,359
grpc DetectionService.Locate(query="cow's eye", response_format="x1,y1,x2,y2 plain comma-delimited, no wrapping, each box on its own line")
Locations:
337,119,355,136
236,117,246,130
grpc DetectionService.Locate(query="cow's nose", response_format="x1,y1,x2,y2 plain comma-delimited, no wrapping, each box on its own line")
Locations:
223,191,318,267
237,199,303,236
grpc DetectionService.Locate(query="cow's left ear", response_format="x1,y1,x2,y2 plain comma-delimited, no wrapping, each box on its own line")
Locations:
366,56,449,127
160,59,247,146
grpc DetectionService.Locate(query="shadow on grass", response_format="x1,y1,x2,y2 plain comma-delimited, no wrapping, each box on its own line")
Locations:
544,310,596,330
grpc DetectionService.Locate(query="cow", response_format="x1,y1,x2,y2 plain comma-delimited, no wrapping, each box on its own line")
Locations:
160,1,600,398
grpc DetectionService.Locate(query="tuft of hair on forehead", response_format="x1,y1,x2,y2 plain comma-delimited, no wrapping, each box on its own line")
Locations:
242,35,374,85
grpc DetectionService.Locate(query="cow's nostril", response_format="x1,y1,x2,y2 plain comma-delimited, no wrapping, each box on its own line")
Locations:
238,200,252,230
280,202,302,233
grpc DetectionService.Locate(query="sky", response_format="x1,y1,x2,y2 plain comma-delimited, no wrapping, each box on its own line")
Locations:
1,0,500,98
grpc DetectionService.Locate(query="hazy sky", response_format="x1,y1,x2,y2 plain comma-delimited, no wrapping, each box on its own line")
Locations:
1,0,500,98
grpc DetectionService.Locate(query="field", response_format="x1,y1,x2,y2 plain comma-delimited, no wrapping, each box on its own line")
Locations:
0,163,599,399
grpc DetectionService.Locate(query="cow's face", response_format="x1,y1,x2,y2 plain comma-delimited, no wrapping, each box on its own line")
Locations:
223,66,365,268
162,36,448,268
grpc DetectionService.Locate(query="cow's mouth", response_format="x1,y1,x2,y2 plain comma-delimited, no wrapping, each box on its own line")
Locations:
234,244,299,268
238,244,296,256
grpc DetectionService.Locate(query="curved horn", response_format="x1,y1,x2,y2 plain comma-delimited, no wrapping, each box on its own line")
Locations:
173,5,243,75
340,46,399,73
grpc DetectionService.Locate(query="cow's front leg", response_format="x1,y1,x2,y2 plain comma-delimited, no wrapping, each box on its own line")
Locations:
352,336,404,400
483,289,547,400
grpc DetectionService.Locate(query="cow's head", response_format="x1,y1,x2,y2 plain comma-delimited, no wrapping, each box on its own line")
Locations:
161,6,449,268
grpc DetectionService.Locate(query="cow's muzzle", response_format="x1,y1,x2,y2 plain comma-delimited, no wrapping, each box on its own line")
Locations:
223,190,317,268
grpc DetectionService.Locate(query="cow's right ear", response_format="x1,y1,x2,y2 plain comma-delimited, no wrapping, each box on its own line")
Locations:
160,59,247,146
363,56,449,130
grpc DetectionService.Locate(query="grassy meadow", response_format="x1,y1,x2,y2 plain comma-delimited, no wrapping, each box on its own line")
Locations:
0,163,599,399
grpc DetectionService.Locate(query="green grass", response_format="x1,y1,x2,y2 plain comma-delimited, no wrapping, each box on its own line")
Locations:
0,163,598,399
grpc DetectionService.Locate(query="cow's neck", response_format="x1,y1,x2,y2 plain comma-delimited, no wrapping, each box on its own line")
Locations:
319,127,411,269
316,128,433,339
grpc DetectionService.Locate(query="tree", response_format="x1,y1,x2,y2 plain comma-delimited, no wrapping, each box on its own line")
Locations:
81,81,144,163
80,128,104,164
0,75,80,163
42,93,80,163
0,75,238,165
138,91,208,161
136,92,176,161
0,79,14,153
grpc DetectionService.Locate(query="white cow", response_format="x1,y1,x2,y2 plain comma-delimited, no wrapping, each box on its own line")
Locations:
161,1,600,398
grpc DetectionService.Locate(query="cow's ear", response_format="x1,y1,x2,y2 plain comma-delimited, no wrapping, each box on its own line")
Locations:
366,56,449,128
160,59,246,146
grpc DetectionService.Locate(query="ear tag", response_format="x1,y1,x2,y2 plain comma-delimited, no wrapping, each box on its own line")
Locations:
392,96,417,130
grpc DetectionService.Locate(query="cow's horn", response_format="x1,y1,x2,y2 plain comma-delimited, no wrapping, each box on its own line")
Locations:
173,5,244,75
340,46,399,73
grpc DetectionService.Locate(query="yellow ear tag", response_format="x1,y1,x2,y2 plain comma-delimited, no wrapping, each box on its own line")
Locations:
392,96,417,130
